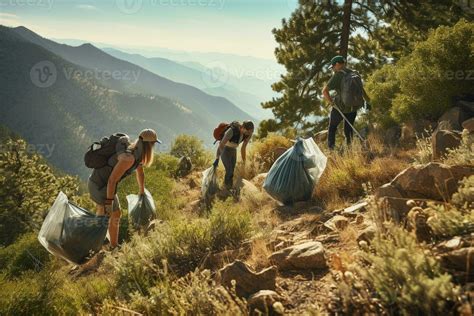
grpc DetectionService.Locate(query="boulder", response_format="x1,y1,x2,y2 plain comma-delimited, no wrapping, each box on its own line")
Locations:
432,129,461,161
390,163,473,201
176,156,192,177
248,290,283,315
438,106,471,131
357,224,377,243
324,215,350,231
269,241,327,270
217,260,277,298
400,119,433,144
375,183,403,199
441,247,474,279
462,117,474,133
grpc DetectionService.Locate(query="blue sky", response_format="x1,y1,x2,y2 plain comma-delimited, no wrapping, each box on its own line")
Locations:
0,0,298,59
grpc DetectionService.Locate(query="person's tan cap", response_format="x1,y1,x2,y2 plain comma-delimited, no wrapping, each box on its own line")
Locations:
139,128,162,144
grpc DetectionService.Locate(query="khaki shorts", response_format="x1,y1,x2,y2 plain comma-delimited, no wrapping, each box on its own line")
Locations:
87,178,121,212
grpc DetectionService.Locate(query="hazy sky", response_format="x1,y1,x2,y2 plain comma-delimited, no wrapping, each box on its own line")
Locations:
0,0,298,59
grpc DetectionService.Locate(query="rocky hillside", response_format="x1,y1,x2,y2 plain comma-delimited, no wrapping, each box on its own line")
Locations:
1,105,472,315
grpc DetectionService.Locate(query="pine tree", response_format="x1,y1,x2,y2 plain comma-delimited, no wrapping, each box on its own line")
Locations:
0,139,79,246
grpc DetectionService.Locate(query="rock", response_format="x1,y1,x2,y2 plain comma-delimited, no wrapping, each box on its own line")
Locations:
441,247,474,276
375,183,403,199
324,215,350,231
390,163,474,201
462,117,474,133
342,201,368,214
269,241,327,270
217,260,277,298
444,237,462,250
432,129,462,161
438,106,471,131
251,173,268,189
357,224,377,243
355,214,364,225
176,156,192,177
401,119,433,144
248,290,283,315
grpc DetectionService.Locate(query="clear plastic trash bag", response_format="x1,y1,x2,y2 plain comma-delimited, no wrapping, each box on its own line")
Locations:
38,192,109,264
201,165,219,200
127,189,156,228
263,137,327,205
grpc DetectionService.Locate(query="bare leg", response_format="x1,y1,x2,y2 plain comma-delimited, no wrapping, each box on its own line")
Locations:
109,209,121,248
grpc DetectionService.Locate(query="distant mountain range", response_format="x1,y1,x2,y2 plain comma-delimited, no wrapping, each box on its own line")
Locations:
103,48,273,119
0,25,258,178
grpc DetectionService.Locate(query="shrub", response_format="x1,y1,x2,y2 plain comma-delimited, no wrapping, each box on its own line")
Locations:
424,176,474,239
249,133,292,171
443,130,474,166
110,200,253,297
0,232,50,277
413,131,433,165
338,225,458,315
153,153,179,177
209,199,253,252
102,269,246,315
170,134,212,169
315,140,407,209
366,20,474,126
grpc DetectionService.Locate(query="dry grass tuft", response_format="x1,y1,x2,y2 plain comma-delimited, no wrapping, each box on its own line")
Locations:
246,238,272,270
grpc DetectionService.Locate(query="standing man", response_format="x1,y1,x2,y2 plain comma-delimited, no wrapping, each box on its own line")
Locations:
322,55,370,150
214,121,254,190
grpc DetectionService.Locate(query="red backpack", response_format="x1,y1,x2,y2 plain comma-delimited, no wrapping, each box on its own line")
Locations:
213,121,240,144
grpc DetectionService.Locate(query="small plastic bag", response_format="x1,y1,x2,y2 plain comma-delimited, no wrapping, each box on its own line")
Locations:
263,137,327,205
201,166,219,201
127,189,156,229
38,192,109,264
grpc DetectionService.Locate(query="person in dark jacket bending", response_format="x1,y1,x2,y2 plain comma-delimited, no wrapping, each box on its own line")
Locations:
214,121,254,189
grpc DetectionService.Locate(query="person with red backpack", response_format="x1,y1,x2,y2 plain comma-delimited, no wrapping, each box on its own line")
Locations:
213,121,254,189
86,129,161,249
322,55,371,150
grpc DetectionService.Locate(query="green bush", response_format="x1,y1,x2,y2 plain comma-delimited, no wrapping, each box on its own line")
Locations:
443,130,474,166
153,153,179,177
0,232,50,277
367,20,474,126
425,176,474,239
170,134,212,169
102,269,246,315
210,200,253,252
338,225,457,315
110,200,253,297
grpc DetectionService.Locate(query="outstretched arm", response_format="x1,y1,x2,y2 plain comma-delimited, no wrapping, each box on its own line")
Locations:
136,164,145,194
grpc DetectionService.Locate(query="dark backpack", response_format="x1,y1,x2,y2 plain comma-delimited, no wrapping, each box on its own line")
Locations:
84,133,128,169
340,69,364,112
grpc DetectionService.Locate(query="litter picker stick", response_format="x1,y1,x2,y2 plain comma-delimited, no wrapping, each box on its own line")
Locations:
332,103,365,141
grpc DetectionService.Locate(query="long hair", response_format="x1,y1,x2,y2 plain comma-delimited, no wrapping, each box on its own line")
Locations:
129,139,154,167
